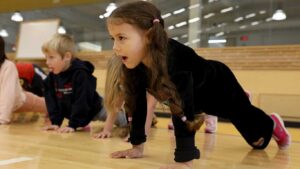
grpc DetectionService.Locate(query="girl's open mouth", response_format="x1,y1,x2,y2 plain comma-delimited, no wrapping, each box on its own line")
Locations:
121,56,128,62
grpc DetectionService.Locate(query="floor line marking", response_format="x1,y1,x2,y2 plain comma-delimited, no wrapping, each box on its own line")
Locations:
0,156,34,166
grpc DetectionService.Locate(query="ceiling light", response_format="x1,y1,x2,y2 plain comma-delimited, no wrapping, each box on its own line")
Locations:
184,42,190,46
192,39,201,44
0,29,9,37
272,9,286,20
189,17,200,23
217,23,227,27
204,13,215,19
259,10,266,14
251,21,260,26
220,7,233,13
168,25,175,30
103,12,110,17
181,34,188,38
172,37,179,40
189,3,200,9
162,13,171,19
240,25,247,29
208,39,226,44
215,32,224,37
245,13,256,19
173,8,186,15
57,26,66,34
175,21,187,27
234,17,243,22
106,3,117,13
11,12,23,22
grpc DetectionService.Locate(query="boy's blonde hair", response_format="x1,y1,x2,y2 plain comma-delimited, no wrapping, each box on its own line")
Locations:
42,34,76,58
104,55,124,114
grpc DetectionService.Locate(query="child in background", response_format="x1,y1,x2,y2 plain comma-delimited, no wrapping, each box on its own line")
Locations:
16,62,47,97
93,55,157,139
42,34,127,133
106,2,291,169
0,36,47,124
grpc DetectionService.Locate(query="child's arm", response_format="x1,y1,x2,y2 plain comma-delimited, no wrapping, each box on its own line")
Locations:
110,94,155,158
111,71,147,158
93,110,119,138
43,75,64,128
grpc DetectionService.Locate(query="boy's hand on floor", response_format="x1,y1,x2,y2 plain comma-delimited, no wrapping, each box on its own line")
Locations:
57,126,75,133
42,124,59,131
111,144,144,158
93,130,112,139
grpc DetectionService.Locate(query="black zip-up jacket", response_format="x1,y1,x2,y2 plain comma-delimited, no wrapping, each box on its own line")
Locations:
129,39,253,162
44,58,102,129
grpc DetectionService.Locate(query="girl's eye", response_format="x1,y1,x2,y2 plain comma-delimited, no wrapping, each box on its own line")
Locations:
111,37,115,41
119,36,126,41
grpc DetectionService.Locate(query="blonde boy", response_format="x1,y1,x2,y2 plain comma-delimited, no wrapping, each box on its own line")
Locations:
42,34,127,133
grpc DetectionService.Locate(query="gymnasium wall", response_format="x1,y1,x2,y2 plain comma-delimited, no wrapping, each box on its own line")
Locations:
10,44,300,122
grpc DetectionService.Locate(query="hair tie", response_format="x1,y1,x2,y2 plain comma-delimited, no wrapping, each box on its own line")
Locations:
153,19,160,23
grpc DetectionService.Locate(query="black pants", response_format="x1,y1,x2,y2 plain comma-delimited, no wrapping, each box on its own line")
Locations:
196,60,274,149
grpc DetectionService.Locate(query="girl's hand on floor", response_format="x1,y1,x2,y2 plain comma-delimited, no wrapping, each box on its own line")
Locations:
111,144,144,158
42,124,59,131
57,126,75,133
159,161,193,169
93,130,112,139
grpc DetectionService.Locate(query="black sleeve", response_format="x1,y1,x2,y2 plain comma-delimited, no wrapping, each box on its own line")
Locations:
170,71,200,162
44,75,64,126
68,71,96,129
127,67,147,145
128,86,147,145
31,74,44,97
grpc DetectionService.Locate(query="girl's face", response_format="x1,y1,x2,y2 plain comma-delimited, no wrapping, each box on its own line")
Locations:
45,50,71,74
107,22,149,69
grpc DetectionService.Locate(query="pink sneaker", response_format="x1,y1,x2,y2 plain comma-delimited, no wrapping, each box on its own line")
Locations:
205,115,217,133
270,113,291,149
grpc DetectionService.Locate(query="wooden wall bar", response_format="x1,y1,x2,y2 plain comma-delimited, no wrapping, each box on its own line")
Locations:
9,44,300,71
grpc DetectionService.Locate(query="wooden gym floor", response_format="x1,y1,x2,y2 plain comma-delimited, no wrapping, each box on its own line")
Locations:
0,115,299,169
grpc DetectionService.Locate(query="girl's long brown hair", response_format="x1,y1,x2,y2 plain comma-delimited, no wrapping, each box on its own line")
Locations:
104,56,124,114
108,1,203,132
